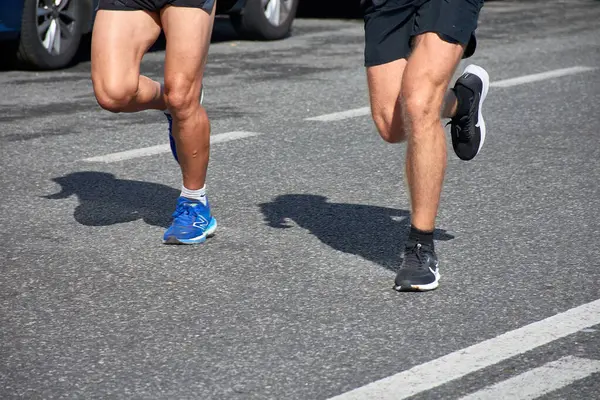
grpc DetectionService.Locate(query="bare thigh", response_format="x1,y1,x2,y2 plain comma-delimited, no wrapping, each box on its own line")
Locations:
366,58,408,143
160,4,215,116
401,32,465,121
91,10,161,109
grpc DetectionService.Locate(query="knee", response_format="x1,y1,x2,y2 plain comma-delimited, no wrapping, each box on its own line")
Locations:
371,104,407,144
92,76,137,113
401,85,439,124
400,67,452,130
164,74,199,119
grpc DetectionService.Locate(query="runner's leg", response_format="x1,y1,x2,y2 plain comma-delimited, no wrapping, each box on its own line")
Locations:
161,1,218,245
402,32,464,232
91,9,165,112
393,0,487,291
160,3,215,190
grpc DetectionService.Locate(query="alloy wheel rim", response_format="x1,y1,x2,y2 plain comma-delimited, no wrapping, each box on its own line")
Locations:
262,0,293,26
36,0,76,55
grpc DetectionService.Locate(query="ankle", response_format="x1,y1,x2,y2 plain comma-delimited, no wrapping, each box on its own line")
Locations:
408,225,434,248
181,185,207,206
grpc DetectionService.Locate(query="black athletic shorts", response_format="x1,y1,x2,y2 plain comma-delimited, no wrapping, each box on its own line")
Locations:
362,0,484,67
98,0,215,13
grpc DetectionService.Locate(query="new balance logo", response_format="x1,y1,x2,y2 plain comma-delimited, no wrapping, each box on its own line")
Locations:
193,216,210,229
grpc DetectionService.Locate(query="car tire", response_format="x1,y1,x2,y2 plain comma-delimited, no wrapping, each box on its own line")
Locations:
231,0,299,41
16,0,84,70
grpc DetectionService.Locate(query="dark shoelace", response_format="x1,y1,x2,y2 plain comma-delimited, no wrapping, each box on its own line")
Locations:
448,114,473,143
404,243,429,270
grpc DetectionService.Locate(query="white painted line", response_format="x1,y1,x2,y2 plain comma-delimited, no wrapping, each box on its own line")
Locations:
82,131,262,163
459,356,600,400
305,107,370,122
490,66,596,88
211,131,261,144
307,66,596,122
83,144,171,163
327,298,600,400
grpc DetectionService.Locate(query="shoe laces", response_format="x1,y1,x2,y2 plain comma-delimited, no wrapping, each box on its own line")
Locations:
172,201,202,224
404,242,430,270
449,114,472,143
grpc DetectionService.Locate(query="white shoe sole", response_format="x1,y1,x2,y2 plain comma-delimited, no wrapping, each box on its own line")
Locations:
163,218,217,245
394,269,440,292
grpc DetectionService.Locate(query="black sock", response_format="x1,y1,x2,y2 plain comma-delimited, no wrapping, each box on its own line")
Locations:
452,85,473,118
408,225,434,248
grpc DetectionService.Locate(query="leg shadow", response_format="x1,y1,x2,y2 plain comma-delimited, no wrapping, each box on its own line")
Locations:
44,172,179,228
259,194,454,271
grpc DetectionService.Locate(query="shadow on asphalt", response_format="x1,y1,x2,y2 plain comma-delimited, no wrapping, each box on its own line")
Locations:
44,171,179,228
259,194,454,271
42,174,455,270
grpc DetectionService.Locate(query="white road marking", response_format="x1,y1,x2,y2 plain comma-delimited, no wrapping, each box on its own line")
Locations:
327,298,600,400
459,356,600,400
490,66,596,88
305,107,370,122
306,65,596,122
83,143,172,163
82,131,262,163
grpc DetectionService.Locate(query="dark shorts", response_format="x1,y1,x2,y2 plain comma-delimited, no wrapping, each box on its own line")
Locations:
97,0,215,13
362,0,484,67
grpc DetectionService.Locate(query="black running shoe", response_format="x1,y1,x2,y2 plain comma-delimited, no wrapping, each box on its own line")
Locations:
394,240,440,292
450,64,489,161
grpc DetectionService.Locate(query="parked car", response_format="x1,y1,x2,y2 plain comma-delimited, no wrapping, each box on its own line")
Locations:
0,0,299,70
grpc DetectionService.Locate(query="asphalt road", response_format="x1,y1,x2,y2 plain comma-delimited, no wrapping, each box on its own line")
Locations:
1,1,600,399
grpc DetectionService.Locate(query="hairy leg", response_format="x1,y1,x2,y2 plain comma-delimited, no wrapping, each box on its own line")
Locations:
401,32,465,231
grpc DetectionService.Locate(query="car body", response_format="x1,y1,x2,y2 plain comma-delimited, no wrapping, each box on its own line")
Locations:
0,0,298,69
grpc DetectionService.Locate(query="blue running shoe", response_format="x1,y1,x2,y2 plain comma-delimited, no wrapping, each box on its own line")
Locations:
165,113,178,162
165,85,204,163
163,196,217,245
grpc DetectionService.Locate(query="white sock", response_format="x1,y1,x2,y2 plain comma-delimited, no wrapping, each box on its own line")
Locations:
181,185,207,206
